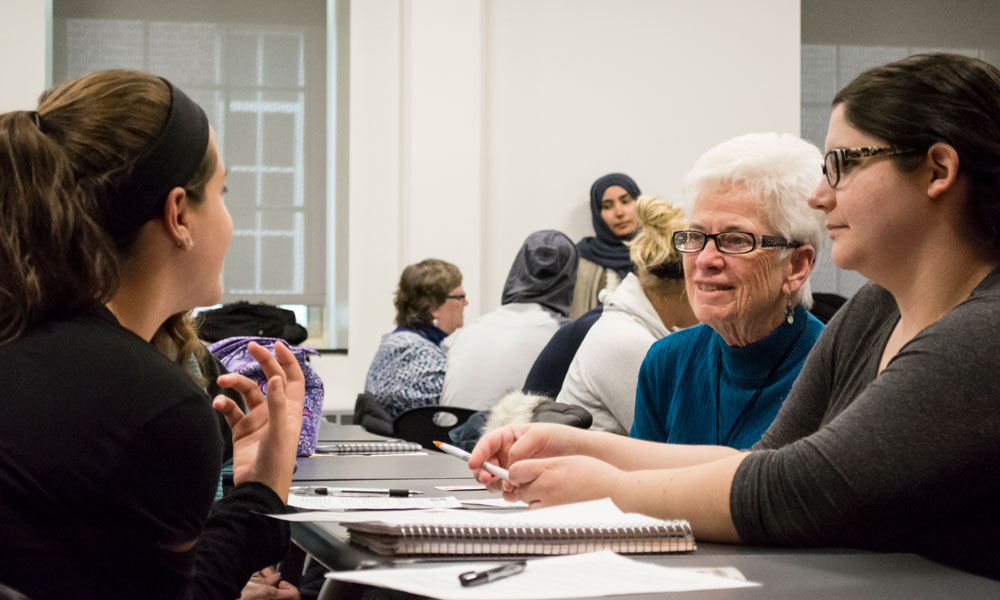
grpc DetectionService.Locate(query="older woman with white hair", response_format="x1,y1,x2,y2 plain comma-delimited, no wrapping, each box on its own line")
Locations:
630,132,826,449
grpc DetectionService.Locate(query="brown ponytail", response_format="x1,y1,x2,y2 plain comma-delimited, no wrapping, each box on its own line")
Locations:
0,110,117,343
0,69,216,345
152,311,208,385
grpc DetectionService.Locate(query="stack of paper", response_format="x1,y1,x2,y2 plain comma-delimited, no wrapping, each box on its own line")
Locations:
326,550,759,599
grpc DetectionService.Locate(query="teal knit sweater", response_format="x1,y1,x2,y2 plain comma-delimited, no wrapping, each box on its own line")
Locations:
630,305,823,449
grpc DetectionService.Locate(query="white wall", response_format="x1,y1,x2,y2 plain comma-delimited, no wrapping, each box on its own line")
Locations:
0,0,801,414
312,0,801,413
0,0,48,112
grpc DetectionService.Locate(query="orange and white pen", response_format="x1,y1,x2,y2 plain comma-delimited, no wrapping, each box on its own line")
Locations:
433,440,511,482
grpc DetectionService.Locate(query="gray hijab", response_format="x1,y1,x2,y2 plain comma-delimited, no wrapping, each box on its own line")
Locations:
501,230,579,318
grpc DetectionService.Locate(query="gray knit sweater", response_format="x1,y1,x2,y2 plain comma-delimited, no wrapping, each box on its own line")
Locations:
731,269,1000,579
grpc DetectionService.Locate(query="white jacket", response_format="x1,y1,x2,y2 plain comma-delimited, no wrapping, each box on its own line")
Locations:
441,303,563,411
557,273,671,434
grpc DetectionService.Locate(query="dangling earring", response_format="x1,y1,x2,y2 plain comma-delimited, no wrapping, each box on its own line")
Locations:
784,294,794,325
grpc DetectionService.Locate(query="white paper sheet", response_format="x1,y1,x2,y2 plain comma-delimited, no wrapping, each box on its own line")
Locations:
282,498,667,525
459,498,528,509
325,550,759,599
285,495,463,511
308,451,427,457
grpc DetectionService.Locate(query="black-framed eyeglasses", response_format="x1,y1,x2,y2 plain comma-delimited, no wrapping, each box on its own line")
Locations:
822,146,917,188
446,294,466,301
672,230,802,255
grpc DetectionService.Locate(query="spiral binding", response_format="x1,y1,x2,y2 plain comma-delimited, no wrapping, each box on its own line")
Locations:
348,518,695,556
313,441,423,455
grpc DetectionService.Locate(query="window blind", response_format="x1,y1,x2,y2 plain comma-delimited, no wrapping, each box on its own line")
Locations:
52,0,328,306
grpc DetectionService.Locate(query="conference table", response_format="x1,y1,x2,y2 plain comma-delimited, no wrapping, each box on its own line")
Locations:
317,419,390,442
288,425,1000,599
292,452,473,481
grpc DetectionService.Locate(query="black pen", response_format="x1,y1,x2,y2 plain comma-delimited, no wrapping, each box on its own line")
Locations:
458,560,527,587
290,486,423,497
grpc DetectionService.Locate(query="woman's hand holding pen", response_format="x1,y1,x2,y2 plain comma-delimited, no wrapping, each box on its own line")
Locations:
214,341,305,504
501,455,625,509
469,423,594,496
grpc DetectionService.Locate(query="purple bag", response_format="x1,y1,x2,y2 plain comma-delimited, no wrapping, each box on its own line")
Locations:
207,336,323,457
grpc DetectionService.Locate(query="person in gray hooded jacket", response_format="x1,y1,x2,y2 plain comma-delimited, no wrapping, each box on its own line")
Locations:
441,230,578,411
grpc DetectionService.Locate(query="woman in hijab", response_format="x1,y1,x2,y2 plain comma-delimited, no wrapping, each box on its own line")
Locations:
441,230,578,411
570,173,641,318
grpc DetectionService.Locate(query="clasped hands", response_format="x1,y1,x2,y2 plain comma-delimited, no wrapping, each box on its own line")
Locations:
468,423,624,509
213,341,305,504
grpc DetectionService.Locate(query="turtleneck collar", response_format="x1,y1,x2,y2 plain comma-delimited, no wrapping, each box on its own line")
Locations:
395,322,448,346
710,305,809,384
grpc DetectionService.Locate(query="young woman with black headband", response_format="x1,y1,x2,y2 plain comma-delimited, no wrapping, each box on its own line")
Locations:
0,70,303,599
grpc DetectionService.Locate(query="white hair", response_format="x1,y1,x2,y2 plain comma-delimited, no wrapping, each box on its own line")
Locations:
681,132,826,308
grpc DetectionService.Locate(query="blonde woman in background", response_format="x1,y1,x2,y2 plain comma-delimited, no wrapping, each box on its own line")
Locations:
558,195,696,434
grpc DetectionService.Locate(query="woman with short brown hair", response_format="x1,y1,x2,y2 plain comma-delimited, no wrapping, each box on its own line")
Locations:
365,258,467,418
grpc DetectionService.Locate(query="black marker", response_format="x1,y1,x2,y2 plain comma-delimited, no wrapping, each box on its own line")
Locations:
290,486,423,497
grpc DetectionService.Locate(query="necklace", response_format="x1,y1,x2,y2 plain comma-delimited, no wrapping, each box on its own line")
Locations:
714,318,807,447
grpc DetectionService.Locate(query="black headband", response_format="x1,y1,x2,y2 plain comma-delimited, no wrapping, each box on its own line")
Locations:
105,79,209,238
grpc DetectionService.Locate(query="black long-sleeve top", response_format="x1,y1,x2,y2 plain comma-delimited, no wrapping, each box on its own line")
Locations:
0,307,288,598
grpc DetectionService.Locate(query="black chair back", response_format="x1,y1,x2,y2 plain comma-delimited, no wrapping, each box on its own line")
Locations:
392,406,478,451
809,292,848,324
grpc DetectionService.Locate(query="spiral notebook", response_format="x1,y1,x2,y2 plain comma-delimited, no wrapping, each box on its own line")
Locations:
342,498,695,556
313,441,424,455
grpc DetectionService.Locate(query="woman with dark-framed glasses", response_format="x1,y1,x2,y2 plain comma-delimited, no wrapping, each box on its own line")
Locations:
364,258,468,419
469,53,1000,580
630,132,826,449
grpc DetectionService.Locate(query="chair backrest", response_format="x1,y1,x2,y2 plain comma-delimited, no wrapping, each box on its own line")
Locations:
809,292,848,324
392,405,479,451
353,392,394,437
